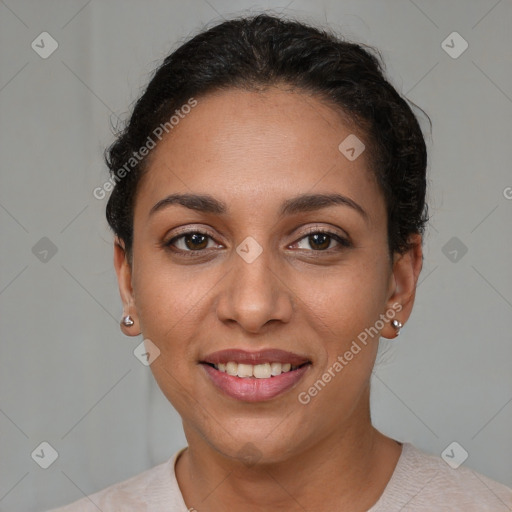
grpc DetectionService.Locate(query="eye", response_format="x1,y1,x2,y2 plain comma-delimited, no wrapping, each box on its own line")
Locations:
165,230,220,253
291,229,351,251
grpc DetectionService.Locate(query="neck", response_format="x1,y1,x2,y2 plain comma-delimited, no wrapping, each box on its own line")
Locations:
175,396,401,511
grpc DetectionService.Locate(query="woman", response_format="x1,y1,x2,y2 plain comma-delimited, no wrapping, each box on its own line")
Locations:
49,13,512,512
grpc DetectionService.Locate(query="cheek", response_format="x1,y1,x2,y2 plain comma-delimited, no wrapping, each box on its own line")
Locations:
300,263,388,337
132,259,228,366
134,245,197,315
132,264,211,415
132,264,195,345
296,269,384,416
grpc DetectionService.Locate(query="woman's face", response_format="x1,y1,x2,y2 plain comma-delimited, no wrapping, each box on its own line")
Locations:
115,87,420,462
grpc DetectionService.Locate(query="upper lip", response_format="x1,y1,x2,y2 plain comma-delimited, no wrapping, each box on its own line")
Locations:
201,349,310,366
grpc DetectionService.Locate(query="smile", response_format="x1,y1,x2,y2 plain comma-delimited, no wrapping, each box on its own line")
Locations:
200,349,311,402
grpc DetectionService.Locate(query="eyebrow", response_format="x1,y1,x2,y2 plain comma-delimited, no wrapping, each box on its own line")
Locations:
149,192,369,222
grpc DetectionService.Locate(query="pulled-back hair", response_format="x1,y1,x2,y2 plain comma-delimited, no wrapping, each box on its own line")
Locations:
105,13,429,260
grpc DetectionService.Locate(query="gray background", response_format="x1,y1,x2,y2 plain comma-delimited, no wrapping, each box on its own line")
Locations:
0,0,511,510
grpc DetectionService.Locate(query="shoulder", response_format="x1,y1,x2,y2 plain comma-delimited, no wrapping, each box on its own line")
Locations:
371,442,512,511
45,449,187,512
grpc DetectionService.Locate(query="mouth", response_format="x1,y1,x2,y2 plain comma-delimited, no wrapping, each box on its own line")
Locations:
199,349,311,402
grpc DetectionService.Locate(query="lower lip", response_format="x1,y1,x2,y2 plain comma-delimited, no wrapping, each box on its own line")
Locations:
201,363,310,402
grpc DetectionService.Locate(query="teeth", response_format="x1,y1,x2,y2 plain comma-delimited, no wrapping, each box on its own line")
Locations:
237,363,253,378
213,361,300,378
226,361,238,376
253,363,271,378
270,362,282,376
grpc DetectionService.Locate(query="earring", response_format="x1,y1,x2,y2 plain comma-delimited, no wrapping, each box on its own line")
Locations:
391,319,403,336
121,315,134,327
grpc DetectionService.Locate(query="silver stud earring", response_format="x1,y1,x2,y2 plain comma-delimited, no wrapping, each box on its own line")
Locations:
121,315,134,327
391,319,403,336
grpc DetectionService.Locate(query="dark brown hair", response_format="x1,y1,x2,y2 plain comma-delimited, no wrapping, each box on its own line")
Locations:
105,13,429,260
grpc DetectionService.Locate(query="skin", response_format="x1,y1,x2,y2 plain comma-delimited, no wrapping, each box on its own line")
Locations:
114,86,423,511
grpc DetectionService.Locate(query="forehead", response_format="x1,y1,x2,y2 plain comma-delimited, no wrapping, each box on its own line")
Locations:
135,87,385,224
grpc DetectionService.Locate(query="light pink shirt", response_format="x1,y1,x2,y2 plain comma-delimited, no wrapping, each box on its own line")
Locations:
47,442,512,511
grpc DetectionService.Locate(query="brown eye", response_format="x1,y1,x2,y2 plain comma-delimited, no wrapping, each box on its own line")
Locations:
308,233,331,250
183,233,209,250
293,230,351,251
166,231,215,252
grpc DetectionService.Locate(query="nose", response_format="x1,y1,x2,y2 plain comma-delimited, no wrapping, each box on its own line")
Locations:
215,241,294,333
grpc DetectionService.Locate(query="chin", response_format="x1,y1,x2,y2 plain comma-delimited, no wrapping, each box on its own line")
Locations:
204,426,304,467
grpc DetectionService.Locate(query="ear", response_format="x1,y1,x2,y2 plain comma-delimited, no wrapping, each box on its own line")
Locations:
381,233,423,339
113,237,141,336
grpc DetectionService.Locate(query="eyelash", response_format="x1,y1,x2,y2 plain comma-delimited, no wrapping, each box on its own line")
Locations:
163,227,351,257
